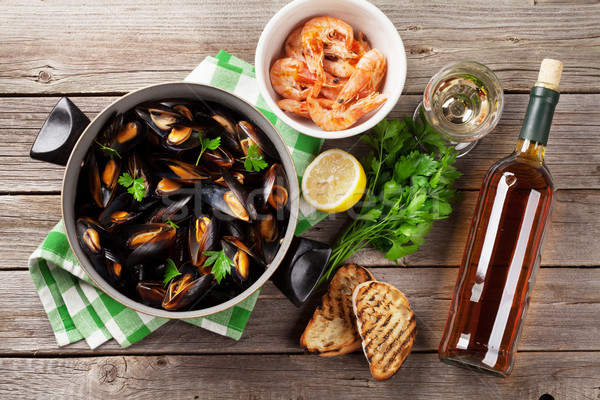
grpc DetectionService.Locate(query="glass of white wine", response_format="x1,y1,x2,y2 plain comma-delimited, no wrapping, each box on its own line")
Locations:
414,61,504,157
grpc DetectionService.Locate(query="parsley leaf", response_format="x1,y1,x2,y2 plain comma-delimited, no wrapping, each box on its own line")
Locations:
118,172,146,202
94,140,121,160
162,258,181,287
242,144,268,172
195,136,221,165
321,116,462,284
165,219,179,229
202,249,234,284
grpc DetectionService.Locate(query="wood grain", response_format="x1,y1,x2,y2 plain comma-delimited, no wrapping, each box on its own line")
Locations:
3,93,600,193
0,352,598,399
4,268,599,355
2,189,599,270
0,0,598,95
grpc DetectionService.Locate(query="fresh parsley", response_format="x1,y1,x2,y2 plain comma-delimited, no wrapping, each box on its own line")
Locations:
118,172,147,202
202,249,234,284
166,219,179,229
94,140,121,160
242,144,268,172
195,136,221,165
162,258,181,287
321,115,461,283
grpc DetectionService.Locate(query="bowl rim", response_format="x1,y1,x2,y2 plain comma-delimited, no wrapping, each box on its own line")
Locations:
255,0,407,139
61,81,300,319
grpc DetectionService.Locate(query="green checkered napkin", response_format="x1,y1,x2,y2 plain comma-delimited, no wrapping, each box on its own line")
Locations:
28,50,327,349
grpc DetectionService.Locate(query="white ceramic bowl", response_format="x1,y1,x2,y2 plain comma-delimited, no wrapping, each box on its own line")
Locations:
255,0,407,139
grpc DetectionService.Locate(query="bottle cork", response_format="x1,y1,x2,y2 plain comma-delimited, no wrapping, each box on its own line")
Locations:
536,59,563,91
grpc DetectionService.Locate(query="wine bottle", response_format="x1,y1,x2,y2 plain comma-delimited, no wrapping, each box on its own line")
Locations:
438,59,563,377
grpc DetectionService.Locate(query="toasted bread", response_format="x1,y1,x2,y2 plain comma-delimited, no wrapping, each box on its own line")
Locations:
352,281,416,381
300,264,375,357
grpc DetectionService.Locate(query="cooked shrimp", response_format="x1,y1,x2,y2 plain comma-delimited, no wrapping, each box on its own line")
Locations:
334,48,386,107
307,87,387,131
270,58,315,100
285,27,305,61
301,16,354,81
277,98,334,119
323,58,356,78
277,99,310,118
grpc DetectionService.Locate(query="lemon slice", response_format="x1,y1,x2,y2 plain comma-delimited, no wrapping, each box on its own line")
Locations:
302,149,366,213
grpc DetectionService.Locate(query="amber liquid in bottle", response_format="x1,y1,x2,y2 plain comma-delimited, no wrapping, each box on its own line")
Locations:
439,59,562,377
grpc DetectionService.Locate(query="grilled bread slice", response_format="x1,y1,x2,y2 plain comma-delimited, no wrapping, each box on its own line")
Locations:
300,264,375,357
352,281,416,381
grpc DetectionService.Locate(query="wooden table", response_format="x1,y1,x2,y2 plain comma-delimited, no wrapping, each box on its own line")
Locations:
2,0,599,398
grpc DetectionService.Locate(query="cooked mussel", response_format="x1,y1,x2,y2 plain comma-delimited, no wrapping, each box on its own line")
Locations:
135,103,190,138
201,146,235,169
148,195,193,224
98,113,146,156
162,121,201,152
137,281,167,307
86,150,120,209
98,193,157,231
120,223,177,267
195,181,254,222
257,163,289,213
189,214,218,268
163,268,215,311
221,236,264,289
151,155,211,184
236,120,278,159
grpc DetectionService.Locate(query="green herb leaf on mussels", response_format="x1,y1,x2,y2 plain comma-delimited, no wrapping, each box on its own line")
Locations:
242,144,268,172
322,115,461,284
118,172,147,202
202,249,234,284
162,258,181,287
94,140,122,160
166,219,179,229
195,136,221,165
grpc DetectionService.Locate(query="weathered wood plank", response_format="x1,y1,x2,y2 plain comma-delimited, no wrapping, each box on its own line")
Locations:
0,0,598,95
0,352,598,399
2,94,600,193
4,268,599,355
2,189,598,270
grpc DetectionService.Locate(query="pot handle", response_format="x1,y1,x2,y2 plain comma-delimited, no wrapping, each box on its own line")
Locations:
270,236,332,307
30,97,90,166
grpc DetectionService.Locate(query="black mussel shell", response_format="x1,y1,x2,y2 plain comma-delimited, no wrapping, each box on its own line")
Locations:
119,223,177,267
195,181,253,223
257,163,289,214
135,103,190,138
137,281,167,307
220,167,257,220
201,146,235,170
85,150,120,209
150,155,211,184
221,237,264,289
235,120,278,160
98,193,140,231
148,194,193,224
162,272,215,311
162,121,201,152
189,215,219,268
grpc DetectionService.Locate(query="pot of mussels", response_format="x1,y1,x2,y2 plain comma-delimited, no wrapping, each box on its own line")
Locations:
30,82,332,318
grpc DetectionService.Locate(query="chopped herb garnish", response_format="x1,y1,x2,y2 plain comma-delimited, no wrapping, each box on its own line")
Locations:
242,144,268,172
94,140,121,160
202,249,234,284
162,258,181,287
196,136,221,165
166,219,179,229
118,172,146,202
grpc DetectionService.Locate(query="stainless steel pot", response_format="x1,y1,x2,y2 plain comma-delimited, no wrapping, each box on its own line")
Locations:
31,82,331,318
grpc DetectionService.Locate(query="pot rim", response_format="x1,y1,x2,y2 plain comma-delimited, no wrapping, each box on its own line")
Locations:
61,81,300,319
